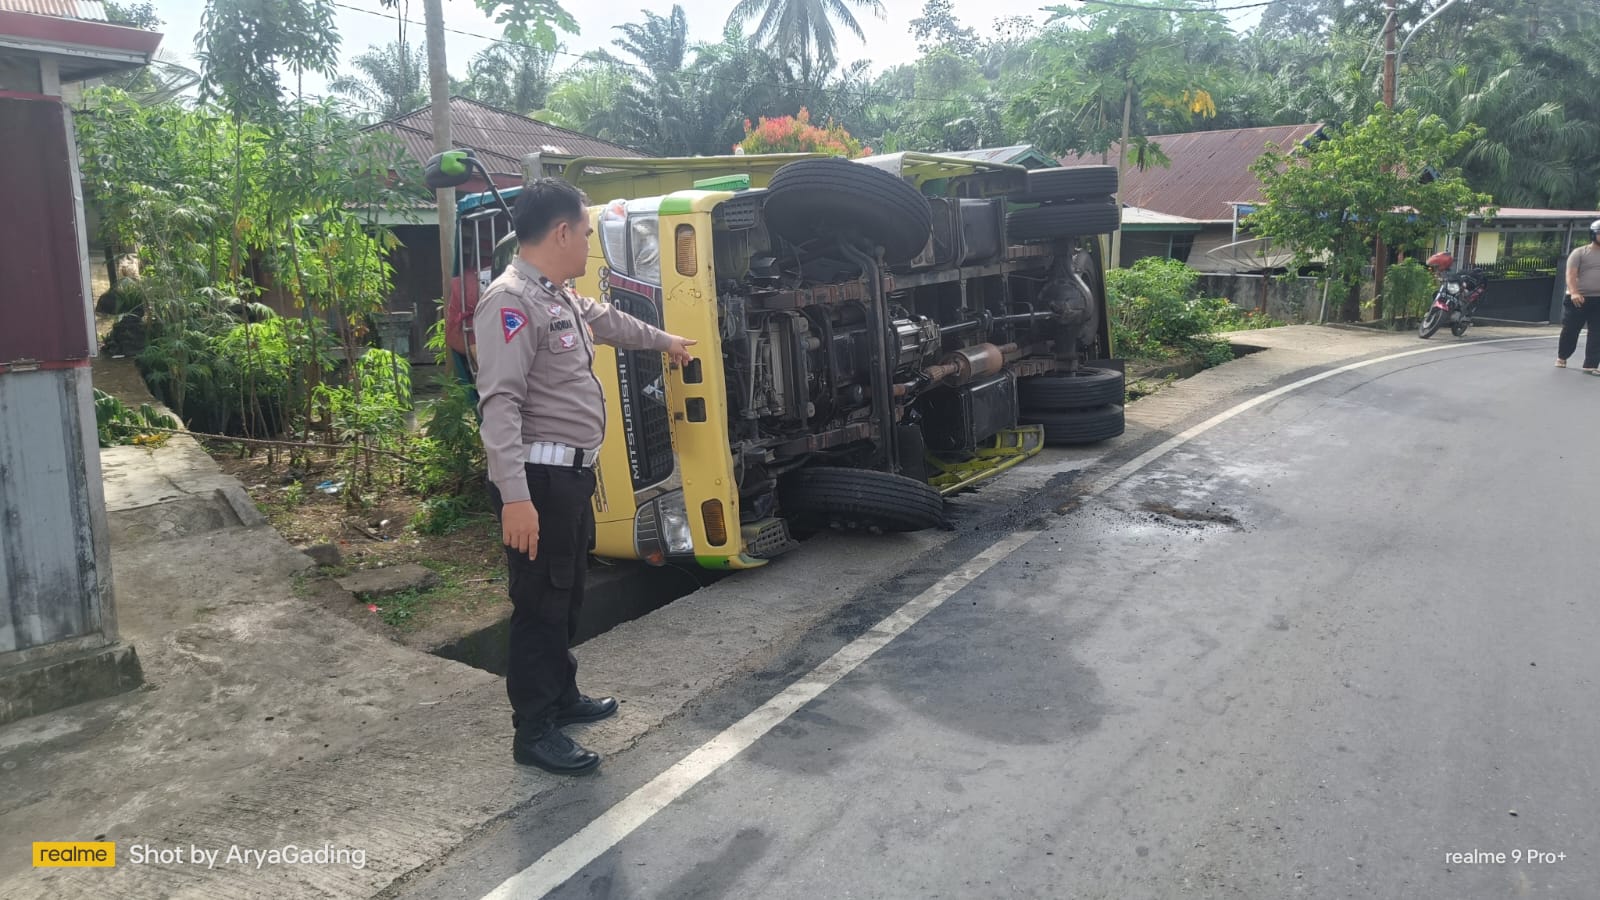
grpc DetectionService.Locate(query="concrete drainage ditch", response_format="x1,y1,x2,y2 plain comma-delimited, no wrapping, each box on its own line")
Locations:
429,561,729,675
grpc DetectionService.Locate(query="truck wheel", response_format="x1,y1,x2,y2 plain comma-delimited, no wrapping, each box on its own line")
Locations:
763,158,934,265
779,467,947,533
1023,404,1126,445
1011,165,1119,204
1006,199,1120,242
1018,367,1125,411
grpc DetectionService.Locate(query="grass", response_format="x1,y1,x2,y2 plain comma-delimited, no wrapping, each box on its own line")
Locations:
1126,373,1179,403
371,558,503,629
375,586,433,628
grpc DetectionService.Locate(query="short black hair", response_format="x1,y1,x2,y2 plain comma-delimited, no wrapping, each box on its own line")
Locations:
513,178,588,243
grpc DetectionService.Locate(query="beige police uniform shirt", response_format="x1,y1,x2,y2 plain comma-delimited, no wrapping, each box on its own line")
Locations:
475,257,674,504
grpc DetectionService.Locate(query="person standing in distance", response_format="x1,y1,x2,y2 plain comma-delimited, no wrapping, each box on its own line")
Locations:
1557,219,1600,373
474,179,696,774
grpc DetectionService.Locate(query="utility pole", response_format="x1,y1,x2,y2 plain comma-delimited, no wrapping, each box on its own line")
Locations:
425,0,452,308
1382,0,1397,109
1108,78,1133,270
1372,0,1398,322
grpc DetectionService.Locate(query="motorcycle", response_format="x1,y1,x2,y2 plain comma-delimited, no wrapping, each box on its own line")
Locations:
1418,253,1489,339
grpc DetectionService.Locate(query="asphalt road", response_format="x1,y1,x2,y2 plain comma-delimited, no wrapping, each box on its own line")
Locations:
396,335,1600,900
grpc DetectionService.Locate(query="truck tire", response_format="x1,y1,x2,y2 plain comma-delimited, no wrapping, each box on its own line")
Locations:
1023,404,1126,445
779,467,947,533
1018,367,1124,411
763,158,934,265
1006,199,1120,242
1011,165,1119,204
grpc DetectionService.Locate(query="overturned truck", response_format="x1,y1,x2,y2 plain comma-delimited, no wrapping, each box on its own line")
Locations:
431,151,1123,569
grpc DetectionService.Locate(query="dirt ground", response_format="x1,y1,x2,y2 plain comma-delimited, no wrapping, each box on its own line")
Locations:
211,449,511,640
90,291,505,644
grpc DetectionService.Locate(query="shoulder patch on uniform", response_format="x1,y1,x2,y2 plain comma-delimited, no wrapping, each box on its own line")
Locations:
501,307,528,342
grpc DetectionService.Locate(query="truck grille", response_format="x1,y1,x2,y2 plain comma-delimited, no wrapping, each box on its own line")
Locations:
610,288,675,489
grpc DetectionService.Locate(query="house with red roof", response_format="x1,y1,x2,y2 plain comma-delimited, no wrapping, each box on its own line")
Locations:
1061,123,1326,273
357,96,647,357
1066,123,1597,323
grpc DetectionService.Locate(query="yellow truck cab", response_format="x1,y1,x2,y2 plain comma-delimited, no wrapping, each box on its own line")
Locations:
430,150,1122,570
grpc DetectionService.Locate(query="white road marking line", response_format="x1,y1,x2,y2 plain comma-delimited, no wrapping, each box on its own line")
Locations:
1085,335,1549,496
483,333,1550,899
482,530,1040,900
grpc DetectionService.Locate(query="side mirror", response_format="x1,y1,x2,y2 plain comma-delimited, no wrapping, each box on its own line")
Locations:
425,149,477,190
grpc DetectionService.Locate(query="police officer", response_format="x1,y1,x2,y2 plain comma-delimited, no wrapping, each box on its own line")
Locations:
1558,219,1600,373
475,179,696,774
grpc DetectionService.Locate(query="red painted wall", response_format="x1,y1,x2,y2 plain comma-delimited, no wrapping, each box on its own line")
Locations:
0,97,90,365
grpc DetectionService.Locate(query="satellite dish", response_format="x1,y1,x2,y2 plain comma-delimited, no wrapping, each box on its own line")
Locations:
1206,236,1297,273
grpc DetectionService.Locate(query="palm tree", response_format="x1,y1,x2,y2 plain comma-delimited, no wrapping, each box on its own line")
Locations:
725,0,886,83
614,5,690,78
461,42,556,114
330,41,428,121
609,6,695,155
540,56,635,143
1408,58,1598,208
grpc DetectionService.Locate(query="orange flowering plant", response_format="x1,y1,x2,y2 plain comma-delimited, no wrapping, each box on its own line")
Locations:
736,108,871,157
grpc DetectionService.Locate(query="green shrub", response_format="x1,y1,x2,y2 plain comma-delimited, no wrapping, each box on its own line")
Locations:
1107,258,1214,358
214,315,292,399
93,388,179,447
1384,260,1436,322
1107,258,1279,361
354,348,411,410
410,494,481,535
413,319,485,499
139,324,235,433
1200,297,1282,332
101,280,149,316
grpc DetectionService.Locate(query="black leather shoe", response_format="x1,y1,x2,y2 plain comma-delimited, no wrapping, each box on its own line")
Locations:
553,695,618,726
513,726,601,774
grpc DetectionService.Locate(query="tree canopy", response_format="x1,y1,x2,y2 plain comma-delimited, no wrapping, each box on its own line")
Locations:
1248,107,1494,318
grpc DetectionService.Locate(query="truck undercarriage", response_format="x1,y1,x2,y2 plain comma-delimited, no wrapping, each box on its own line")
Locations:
698,157,1119,533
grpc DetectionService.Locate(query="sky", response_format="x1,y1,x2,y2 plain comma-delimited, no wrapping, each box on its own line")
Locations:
142,0,1095,97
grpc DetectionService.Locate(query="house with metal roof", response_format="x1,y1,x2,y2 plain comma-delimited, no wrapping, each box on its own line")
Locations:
1061,123,1327,272
358,97,647,357
364,95,647,217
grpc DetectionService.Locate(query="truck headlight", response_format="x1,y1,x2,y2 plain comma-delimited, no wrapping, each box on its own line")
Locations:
630,215,661,283
655,490,694,554
600,199,630,275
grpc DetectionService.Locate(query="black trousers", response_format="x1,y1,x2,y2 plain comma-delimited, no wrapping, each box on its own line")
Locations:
1559,295,1600,368
488,464,595,731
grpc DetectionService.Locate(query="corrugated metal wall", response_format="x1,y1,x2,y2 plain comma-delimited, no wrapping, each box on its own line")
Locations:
0,97,93,365
0,368,104,653
0,91,112,658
